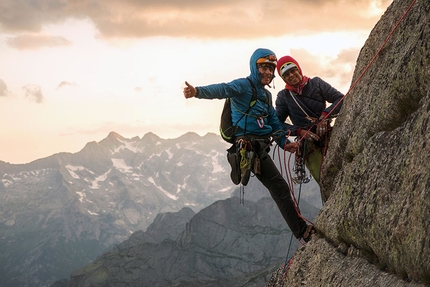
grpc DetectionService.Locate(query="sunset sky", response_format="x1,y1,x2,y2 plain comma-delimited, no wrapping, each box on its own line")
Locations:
0,0,392,164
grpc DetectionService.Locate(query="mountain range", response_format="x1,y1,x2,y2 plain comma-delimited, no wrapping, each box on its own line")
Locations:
68,197,319,287
3,0,428,286
0,131,320,287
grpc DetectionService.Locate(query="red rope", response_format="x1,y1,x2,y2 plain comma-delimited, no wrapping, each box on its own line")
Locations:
278,145,313,225
300,0,418,142
281,257,294,281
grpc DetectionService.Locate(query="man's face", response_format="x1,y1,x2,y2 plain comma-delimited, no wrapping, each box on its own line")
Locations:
281,67,301,86
258,64,275,85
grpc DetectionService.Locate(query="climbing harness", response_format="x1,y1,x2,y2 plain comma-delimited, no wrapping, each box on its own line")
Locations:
235,136,272,204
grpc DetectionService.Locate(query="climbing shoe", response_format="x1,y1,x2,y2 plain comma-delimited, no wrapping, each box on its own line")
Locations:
302,225,316,243
240,150,254,186
227,152,241,185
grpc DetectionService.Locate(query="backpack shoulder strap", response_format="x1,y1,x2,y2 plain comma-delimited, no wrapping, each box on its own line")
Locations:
246,77,258,107
264,89,271,106
230,77,266,119
247,77,271,107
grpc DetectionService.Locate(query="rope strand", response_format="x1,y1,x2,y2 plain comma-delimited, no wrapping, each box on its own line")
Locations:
300,0,418,143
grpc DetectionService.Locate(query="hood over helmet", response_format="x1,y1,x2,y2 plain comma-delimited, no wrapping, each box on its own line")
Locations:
249,48,277,85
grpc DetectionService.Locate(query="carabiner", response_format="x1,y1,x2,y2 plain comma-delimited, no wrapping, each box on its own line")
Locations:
257,117,264,128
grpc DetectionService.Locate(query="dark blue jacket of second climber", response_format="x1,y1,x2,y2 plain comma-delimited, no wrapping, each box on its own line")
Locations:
275,77,344,136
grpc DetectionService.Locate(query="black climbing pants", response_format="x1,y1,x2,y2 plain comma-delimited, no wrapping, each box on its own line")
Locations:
253,140,308,239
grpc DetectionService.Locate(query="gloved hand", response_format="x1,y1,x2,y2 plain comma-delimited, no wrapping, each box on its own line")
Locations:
284,141,299,153
299,129,320,142
316,119,329,137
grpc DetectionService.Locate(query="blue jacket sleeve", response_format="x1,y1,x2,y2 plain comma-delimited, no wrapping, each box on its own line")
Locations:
195,80,245,100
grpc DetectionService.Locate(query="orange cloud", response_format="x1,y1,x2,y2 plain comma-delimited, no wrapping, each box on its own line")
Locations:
0,0,392,39
6,34,70,50
273,47,361,94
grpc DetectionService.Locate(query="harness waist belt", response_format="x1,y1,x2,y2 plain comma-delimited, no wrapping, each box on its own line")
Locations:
236,134,271,141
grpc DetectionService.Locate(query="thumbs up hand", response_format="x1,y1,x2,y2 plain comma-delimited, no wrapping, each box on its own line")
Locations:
183,81,197,98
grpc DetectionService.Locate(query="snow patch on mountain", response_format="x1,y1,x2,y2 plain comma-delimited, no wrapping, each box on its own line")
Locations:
148,176,178,200
66,165,85,179
165,148,173,159
76,191,86,202
111,158,133,173
90,169,111,189
210,150,225,173
114,138,141,154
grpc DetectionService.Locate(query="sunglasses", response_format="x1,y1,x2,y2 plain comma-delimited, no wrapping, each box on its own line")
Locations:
258,64,275,72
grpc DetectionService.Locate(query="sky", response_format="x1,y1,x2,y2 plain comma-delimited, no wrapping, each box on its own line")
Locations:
0,0,392,164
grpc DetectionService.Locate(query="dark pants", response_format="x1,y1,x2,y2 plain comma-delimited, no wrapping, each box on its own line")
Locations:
253,140,308,239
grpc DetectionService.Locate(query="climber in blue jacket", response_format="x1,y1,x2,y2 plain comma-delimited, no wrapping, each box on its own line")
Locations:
183,48,315,242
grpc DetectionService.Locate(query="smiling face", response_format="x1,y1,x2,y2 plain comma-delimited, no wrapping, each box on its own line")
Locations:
281,67,302,86
257,63,275,85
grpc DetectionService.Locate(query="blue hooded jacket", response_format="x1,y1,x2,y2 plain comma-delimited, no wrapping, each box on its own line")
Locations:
195,48,288,147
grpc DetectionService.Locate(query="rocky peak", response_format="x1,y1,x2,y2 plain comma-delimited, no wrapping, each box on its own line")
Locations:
98,131,126,147
141,131,161,143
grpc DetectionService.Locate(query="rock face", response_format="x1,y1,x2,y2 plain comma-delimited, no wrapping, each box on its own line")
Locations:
269,0,430,286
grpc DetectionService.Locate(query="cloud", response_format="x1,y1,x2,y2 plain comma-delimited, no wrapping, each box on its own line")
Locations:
285,48,355,74
0,79,7,97
57,81,78,90
280,47,360,93
0,0,392,39
6,34,71,50
22,84,44,103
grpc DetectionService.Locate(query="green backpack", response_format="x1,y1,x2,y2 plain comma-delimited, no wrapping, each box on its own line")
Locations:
219,78,270,143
